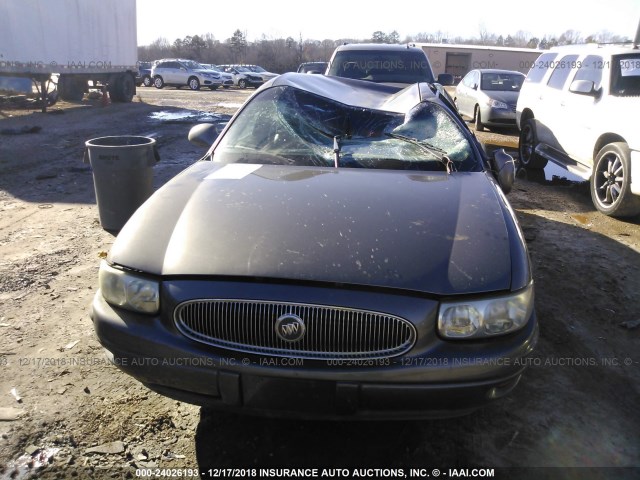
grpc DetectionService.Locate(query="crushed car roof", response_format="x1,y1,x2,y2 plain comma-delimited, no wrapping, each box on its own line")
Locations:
269,72,439,113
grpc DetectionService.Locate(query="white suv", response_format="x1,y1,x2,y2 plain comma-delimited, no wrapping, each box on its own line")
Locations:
151,59,224,91
516,45,640,217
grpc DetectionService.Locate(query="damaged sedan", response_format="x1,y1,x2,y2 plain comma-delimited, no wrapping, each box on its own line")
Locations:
91,73,538,419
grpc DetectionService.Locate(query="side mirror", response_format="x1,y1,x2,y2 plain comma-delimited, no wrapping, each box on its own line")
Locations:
437,73,454,86
188,123,219,148
569,79,599,97
491,148,515,194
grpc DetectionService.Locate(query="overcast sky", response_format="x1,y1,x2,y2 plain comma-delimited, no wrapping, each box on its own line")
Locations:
137,0,640,45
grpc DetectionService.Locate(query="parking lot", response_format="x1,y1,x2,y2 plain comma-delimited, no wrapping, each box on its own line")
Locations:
0,86,638,479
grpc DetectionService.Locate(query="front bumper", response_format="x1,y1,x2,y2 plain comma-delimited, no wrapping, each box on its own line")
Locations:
481,105,517,126
241,78,264,88
91,281,538,419
201,78,223,87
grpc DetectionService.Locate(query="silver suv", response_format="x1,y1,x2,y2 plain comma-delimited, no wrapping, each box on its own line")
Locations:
516,44,640,217
151,59,224,91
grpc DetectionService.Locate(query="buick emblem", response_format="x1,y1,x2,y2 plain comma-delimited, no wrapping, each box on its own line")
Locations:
275,313,306,342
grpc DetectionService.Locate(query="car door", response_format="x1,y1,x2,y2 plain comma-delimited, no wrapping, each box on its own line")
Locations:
154,61,170,82
535,54,580,153
456,70,477,118
557,55,604,164
173,62,189,85
160,61,177,84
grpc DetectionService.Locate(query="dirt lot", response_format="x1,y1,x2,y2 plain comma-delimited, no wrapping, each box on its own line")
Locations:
0,87,639,480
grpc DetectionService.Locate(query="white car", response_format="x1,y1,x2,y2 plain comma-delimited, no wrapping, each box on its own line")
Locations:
151,59,224,91
455,69,524,131
218,65,264,89
516,44,640,217
243,65,279,82
200,65,235,88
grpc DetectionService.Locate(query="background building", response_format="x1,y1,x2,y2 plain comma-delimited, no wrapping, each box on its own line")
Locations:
418,43,543,81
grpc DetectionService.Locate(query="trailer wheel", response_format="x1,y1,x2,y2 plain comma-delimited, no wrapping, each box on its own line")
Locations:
58,75,85,102
110,73,135,103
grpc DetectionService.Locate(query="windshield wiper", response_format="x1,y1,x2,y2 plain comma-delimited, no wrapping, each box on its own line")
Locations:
385,132,455,173
333,136,341,168
300,122,347,169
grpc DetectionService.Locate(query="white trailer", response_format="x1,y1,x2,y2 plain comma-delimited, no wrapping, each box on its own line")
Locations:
0,0,138,110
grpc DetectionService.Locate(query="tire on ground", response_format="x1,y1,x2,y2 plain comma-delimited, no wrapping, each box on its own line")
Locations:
590,142,640,217
518,118,548,169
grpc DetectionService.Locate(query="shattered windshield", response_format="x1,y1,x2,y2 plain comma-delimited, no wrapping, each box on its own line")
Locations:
212,86,480,172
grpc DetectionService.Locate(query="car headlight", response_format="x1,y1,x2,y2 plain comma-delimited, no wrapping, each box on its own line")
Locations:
438,283,534,339
488,99,509,109
98,261,159,314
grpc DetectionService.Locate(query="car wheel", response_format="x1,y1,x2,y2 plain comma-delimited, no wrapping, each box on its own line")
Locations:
474,106,485,132
153,76,164,89
188,77,200,91
142,75,152,87
590,142,640,217
238,79,247,89
223,85,230,89
518,118,547,169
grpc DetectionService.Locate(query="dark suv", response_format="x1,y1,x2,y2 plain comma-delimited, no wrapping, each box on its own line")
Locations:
326,43,453,86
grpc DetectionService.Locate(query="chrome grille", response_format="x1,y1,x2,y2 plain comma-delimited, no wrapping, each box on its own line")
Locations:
174,300,416,360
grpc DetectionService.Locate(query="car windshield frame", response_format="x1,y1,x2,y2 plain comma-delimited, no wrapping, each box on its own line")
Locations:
211,86,481,172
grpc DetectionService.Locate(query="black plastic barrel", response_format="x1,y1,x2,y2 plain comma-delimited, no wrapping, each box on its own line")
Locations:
84,136,159,231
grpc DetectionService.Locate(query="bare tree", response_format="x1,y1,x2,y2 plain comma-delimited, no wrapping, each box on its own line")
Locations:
558,29,582,45
478,23,491,45
228,29,247,63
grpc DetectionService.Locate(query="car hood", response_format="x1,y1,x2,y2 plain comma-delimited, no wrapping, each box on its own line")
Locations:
111,163,513,296
483,90,520,105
